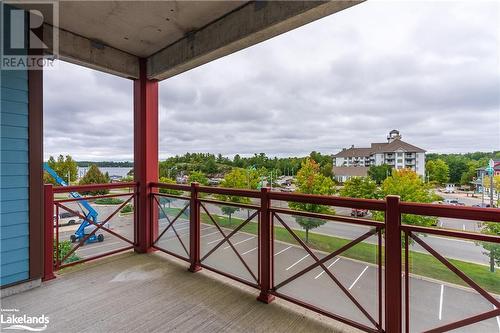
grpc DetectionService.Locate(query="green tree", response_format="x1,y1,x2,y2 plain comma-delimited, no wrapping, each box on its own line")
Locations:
158,177,182,208
460,160,480,185
216,168,259,223
289,159,336,242
79,164,110,195
480,222,500,272
426,159,450,185
340,177,378,199
376,169,438,230
320,161,334,178
188,171,209,185
44,154,78,185
368,164,392,185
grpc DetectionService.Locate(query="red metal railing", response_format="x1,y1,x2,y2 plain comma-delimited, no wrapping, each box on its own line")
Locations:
43,182,137,279
399,203,500,333
43,180,500,332
149,182,500,333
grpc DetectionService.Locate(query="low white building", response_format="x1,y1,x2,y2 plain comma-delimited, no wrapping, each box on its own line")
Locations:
332,130,426,182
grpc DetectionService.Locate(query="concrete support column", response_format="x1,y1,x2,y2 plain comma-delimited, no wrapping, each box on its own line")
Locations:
134,58,158,253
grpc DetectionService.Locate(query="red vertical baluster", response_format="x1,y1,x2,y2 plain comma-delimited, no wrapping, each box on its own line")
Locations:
43,184,56,281
385,195,402,332
257,187,275,303
189,182,201,272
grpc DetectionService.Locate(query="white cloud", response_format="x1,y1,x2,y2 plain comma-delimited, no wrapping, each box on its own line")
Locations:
44,0,500,161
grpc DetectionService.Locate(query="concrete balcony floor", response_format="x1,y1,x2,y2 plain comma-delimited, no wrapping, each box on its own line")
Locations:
2,252,360,333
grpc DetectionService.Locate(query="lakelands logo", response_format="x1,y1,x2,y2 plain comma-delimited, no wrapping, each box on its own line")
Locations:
1,309,49,331
1,1,59,70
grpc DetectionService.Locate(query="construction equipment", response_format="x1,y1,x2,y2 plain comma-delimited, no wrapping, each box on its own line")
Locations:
44,163,104,244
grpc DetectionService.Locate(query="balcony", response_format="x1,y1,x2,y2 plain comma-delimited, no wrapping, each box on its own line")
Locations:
5,182,498,333
3,252,354,333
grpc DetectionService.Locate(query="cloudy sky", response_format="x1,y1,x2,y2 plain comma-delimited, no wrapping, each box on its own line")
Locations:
44,0,500,161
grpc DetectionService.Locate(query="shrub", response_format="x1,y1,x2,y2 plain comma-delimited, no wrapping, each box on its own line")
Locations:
55,240,80,264
120,204,134,214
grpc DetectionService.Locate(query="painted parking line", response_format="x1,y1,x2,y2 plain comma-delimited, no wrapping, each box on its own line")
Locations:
314,258,340,279
286,254,310,271
348,266,369,290
439,284,444,320
201,231,220,238
223,236,255,250
242,247,257,255
274,245,292,256
174,225,214,237
208,238,224,245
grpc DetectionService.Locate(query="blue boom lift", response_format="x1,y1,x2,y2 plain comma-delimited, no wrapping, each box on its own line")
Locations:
44,163,104,244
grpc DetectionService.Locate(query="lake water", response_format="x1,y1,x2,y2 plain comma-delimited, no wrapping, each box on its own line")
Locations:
78,167,132,179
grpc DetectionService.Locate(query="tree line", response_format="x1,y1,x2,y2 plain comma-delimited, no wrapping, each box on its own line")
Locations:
158,151,333,179
76,161,133,168
426,151,499,185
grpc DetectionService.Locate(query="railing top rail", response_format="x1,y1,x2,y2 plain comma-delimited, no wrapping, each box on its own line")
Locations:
400,202,500,222
154,192,190,200
50,182,137,193
401,224,500,243
150,182,191,191
55,192,135,203
197,185,261,198
200,198,261,210
269,191,387,211
271,207,384,228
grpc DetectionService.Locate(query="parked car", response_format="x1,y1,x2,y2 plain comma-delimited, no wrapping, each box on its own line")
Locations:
440,198,465,206
280,186,294,192
351,209,368,217
472,203,496,208
53,211,81,226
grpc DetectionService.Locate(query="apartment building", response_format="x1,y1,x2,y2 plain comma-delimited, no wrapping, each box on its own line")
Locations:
332,130,426,182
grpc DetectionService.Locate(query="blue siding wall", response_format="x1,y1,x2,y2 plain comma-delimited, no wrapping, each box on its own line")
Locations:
0,68,30,286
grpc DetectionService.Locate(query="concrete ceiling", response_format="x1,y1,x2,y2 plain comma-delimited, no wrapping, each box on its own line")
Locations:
48,1,246,58
17,1,364,80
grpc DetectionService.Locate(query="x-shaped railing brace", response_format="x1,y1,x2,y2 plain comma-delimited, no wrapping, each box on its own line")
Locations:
273,213,381,330
410,232,500,333
55,194,135,264
153,195,190,257
200,202,259,283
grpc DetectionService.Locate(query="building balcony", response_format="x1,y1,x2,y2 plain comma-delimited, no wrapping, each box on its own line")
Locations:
3,252,352,333
3,182,499,333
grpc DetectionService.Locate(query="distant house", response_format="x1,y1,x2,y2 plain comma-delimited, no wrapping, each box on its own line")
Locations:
472,160,500,194
332,130,426,182
331,166,370,183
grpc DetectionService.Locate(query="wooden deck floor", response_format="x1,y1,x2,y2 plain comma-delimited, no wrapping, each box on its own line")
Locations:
2,252,361,333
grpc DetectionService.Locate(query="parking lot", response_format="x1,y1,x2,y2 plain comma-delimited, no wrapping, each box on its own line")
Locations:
157,219,500,333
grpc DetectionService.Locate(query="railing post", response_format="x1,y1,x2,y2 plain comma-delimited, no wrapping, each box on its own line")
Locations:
134,59,158,253
189,182,201,272
385,195,402,332
257,187,275,303
43,184,56,281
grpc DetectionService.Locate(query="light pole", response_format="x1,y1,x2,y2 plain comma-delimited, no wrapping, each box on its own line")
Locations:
481,170,485,206
486,159,495,207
